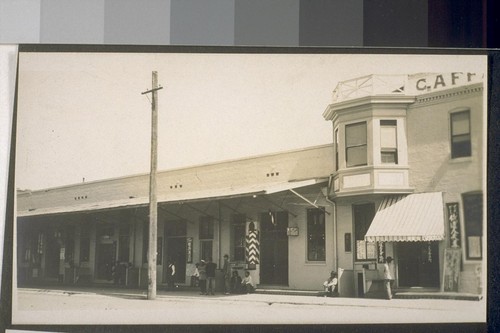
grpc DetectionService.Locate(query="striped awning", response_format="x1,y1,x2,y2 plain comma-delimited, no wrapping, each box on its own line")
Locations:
364,192,445,242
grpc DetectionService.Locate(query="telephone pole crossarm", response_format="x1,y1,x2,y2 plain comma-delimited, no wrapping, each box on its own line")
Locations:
141,86,163,95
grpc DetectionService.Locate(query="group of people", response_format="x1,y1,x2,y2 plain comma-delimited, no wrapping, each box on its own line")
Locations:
191,254,255,295
162,255,395,299
192,257,217,295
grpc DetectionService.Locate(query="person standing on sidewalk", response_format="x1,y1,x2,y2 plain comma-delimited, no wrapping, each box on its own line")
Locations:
384,256,395,300
198,260,207,295
206,257,217,295
166,260,176,291
222,254,231,295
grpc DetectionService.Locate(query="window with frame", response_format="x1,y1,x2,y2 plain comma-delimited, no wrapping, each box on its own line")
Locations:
334,128,339,171
79,224,90,262
380,120,398,164
231,214,246,261
199,216,214,240
118,223,130,262
462,192,482,260
354,203,376,261
200,240,213,262
451,110,471,158
307,208,326,261
142,222,148,263
199,216,214,261
346,121,368,167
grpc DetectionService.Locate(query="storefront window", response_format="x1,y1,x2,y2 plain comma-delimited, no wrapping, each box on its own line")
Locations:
64,225,75,264
307,208,325,261
354,203,376,261
462,192,482,259
142,222,148,263
79,225,90,262
232,214,246,261
199,216,214,240
200,240,213,262
200,216,214,261
118,223,130,262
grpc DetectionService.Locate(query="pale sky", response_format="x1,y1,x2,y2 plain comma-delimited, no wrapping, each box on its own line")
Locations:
15,52,486,190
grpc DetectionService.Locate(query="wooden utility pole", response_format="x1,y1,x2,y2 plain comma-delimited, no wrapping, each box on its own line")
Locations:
142,71,163,300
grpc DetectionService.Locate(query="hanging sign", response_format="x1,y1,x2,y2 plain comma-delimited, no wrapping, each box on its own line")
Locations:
186,237,193,263
447,203,461,248
377,242,386,264
443,248,461,292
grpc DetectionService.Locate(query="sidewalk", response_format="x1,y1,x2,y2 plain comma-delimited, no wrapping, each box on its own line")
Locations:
16,284,484,311
14,285,487,325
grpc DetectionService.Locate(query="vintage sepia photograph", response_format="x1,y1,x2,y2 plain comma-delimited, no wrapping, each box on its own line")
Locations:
12,49,487,325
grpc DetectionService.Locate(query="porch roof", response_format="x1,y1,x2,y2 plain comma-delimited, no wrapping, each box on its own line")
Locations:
364,192,445,242
17,178,327,217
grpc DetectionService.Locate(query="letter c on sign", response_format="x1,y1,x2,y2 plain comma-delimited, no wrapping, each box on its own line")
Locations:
416,78,427,91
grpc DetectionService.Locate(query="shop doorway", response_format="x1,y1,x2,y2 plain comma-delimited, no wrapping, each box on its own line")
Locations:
398,242,440,288
95,223,116,281
44,233,60,279
96,242,116,280
165,238,187,283
165,220,187,283
260,211,288,285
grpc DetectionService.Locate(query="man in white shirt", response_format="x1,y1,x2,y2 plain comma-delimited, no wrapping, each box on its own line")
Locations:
384,256,395,300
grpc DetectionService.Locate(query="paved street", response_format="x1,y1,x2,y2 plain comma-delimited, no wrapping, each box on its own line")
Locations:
12,287,486,325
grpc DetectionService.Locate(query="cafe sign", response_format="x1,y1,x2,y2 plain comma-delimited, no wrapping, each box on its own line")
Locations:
408,72,483,95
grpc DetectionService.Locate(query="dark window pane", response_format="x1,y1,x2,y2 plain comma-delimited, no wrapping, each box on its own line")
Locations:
307,209,326,261
381,150,398,164
451,111,471,158
199,216,214,240
80,224,91,262
354,203,376,261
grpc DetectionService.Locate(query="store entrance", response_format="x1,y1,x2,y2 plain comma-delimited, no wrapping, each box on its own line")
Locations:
96,242,116,281
45,233,60,279
398,242,440,288
165,237,187,283
260,211,288,285
164,220,187,283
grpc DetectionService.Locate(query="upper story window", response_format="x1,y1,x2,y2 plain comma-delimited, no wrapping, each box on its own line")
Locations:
345,122,367,167
334,128,339,171
450,110,471,158
380,120,398,164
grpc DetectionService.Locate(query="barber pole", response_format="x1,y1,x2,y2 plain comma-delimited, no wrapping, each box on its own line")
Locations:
246,221,260,268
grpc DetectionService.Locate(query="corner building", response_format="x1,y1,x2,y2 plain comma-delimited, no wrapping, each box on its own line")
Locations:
323,73,484,297
16,72,485,298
